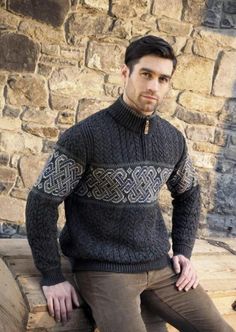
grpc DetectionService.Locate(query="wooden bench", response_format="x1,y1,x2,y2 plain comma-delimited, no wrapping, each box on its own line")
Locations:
0,238,236,332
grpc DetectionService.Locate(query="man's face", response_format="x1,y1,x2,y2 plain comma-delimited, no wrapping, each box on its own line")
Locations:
121,55,174,116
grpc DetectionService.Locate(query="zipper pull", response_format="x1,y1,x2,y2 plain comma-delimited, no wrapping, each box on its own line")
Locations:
144,119,149,135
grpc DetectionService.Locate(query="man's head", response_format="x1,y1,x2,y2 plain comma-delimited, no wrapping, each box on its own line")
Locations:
121,35,177,116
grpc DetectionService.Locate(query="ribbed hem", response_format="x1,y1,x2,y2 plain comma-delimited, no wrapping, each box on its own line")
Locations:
72,254,171,273
41,268,66,286
172,244,193,259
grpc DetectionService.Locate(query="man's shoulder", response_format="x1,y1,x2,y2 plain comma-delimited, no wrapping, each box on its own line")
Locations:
157,114,185,141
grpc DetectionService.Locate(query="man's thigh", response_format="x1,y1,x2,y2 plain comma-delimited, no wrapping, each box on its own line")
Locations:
74,271,147,332
145,265,235,332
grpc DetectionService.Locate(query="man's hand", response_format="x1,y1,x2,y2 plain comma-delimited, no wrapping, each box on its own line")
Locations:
172,254,199,292
42,281,80,324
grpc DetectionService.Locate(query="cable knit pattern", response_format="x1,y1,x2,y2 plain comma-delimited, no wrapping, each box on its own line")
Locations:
26,97,200,286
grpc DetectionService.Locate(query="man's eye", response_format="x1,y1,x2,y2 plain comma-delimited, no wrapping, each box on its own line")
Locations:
159,77,169,83
142,72,151,79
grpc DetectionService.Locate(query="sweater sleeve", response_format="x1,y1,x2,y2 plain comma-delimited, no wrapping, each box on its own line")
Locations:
26,124,89,286
167,138,201,259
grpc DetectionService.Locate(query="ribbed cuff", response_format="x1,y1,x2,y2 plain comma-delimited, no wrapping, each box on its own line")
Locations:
173,244,193,259
41,268,66,286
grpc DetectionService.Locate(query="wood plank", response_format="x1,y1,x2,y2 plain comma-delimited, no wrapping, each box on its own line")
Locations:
192,239,232,255
0,257,28,332
192,254,236,279
26,309,94,331
0,238,32,258
17,274,82,314
5,256,72,277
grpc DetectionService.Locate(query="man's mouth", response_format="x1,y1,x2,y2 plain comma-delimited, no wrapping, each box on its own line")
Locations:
142,95,158,101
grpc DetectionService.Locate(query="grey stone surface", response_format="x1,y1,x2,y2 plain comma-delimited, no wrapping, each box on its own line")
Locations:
0,33,39,72
8,0,70,27
3,105,21,118
223,1,236,14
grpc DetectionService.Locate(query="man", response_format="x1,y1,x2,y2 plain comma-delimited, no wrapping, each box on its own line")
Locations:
26,35,234,332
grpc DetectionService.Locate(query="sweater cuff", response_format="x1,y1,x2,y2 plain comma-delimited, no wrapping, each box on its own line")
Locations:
173,244,193,259
41,268,66,286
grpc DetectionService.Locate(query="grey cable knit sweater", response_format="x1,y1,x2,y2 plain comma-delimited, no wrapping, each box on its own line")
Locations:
26,96,200,286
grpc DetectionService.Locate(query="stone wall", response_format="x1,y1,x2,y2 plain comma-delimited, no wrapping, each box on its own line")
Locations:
0,0,235,237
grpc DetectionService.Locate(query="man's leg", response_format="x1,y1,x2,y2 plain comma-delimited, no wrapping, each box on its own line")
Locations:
145,265,235,332
74,271,148,332
141,291,168,332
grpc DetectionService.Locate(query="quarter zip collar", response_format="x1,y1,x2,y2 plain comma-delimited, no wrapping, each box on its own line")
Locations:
108,96,157,134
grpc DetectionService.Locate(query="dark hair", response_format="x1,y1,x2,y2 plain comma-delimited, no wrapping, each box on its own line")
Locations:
125,35,177,74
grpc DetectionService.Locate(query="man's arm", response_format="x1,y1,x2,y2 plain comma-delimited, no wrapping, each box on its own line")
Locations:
26,124,89,322
167,138,201,291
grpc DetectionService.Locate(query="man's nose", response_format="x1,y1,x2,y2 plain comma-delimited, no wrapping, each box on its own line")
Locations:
147,79,159,92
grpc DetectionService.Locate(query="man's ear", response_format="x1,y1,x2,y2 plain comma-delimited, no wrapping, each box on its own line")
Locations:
121,64,129,80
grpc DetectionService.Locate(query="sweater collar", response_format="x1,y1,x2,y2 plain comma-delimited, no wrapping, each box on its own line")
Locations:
108,96,157,134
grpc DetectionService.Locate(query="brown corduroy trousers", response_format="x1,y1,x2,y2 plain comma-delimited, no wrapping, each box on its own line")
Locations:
74,264,235,332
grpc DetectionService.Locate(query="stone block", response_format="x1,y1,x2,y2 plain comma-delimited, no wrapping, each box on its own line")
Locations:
191,151,216,169
6,75,48,108
0,182,14,195
22,123,59,139
49,68,105,98
152,0,182,20
21,108,55,125
214,129,228,147
0,196,25,224
0,152,9,166
225,100,236,125
19,155,48,188
42,140,56,153
60,46,85,65
3,105,21,118
178,91,224,113
175,107,216,126
230,134,236,145
65,12,113,44
10,188,29,201
104,83,122,98
0,117,22,131
0,8,20,30
86,41,125,73
183,0,206,25
49,93,78,111
185,125,215,142
83,0,109,11
124,17,147,39
220,13,236,28
41,44,60,56
213,51,236,98
0,166,16,183
111,0,151,18
8,0,70,27
0,132,25,153
158,18,193,36
77,99,112,121
192,142,220,154
10,154,21,169
172,37,187,56
39,54,78,67
57,111,75,125
18,19,63,44
224,146,236,161
197,27,236,49
0,33,39,73
193,39,219,60
223,0,236,14
37,63,53,77
23,132,43,154
173,55,214,94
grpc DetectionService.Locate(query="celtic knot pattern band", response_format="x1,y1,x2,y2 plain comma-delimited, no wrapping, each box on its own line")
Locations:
34,150,84,197
76,165,173,204
167,154,198,194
